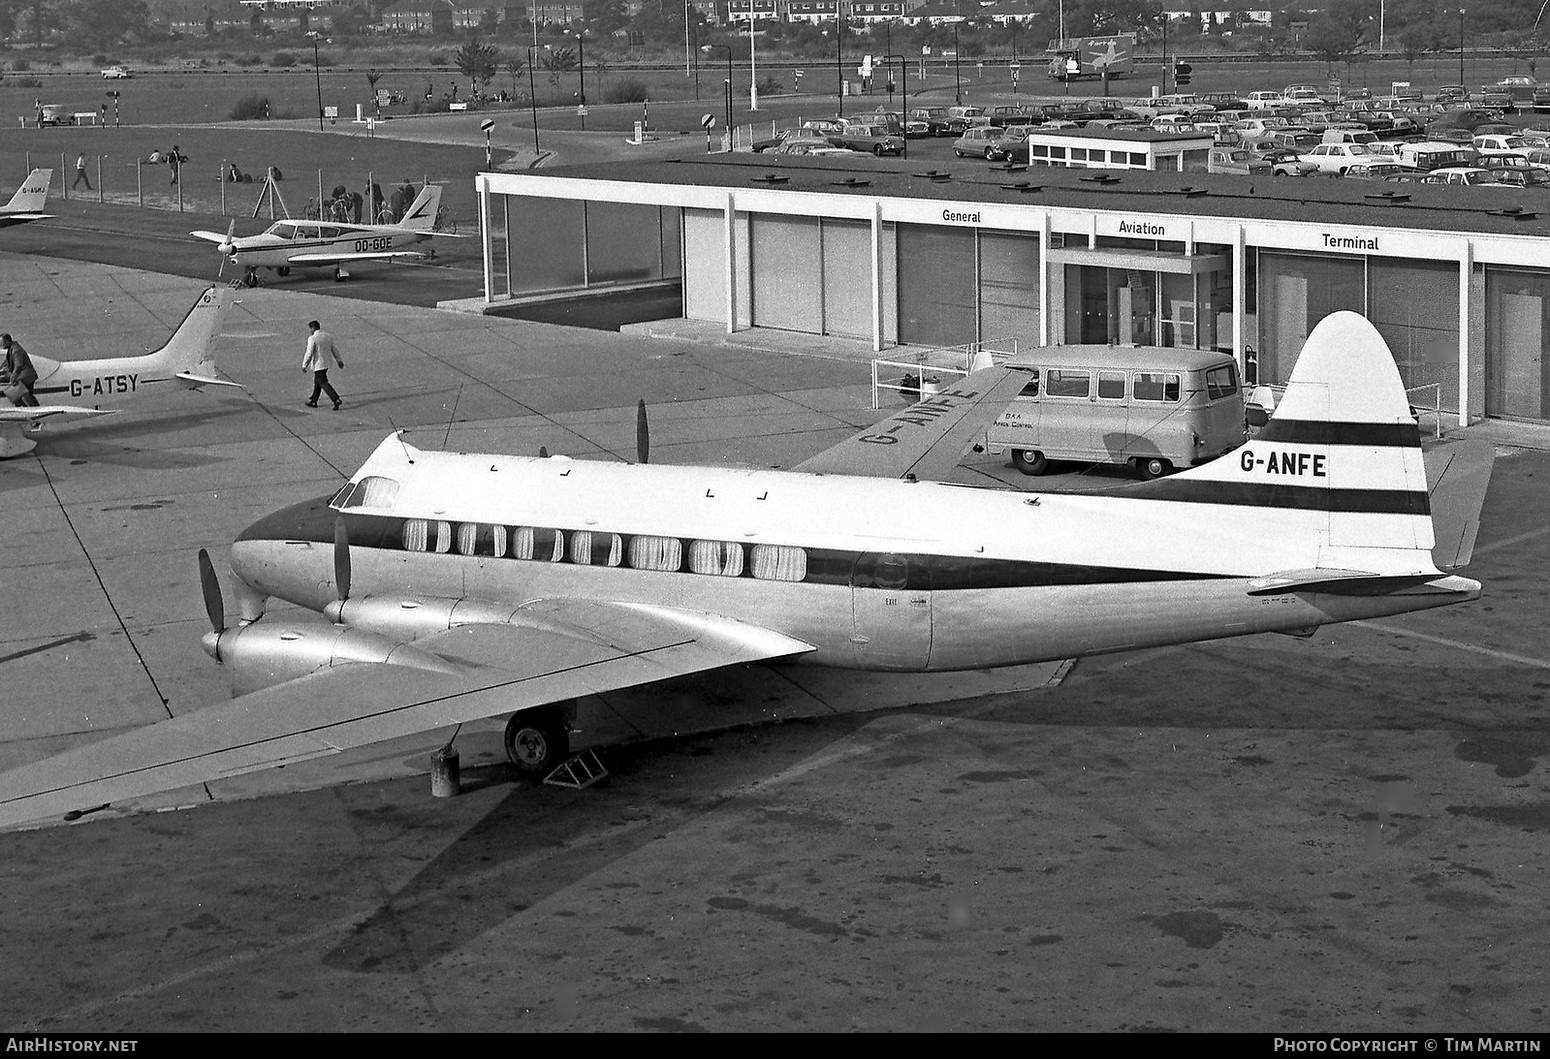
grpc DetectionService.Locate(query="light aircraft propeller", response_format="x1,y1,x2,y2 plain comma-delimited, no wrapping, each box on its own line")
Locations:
216,219,236,279
197,547,226,661
636,399,650,465
334,517,351,605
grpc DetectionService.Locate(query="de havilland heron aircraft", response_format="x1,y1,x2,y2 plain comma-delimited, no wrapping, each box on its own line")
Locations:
189,183,457,286
0,312,1495,828
0,285,239,457
0,168,53,229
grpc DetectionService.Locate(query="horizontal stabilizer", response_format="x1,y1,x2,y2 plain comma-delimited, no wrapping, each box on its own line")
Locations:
0,405,119,423
1422,439,1496,569
1248,569,1466,596
175,370,244,390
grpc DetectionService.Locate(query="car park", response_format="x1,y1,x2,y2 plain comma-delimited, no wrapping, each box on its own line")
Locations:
952,126,1010,160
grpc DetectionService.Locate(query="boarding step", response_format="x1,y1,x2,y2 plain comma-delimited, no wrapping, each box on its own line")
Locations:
543,748,608,789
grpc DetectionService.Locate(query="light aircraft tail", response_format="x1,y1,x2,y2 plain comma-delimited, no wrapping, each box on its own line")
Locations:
395,183,442,230
144,286,238,388
1138,311,1488,591
2,168,51,215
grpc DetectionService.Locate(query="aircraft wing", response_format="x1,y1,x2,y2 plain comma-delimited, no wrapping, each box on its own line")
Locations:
284,249,430,264
0,404,118,423
793,364,1034,480
175,370,244,390
0,600,813,829
188,229,229,244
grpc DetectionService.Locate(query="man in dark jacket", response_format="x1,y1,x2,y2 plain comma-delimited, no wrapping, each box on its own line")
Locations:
0,333,40,406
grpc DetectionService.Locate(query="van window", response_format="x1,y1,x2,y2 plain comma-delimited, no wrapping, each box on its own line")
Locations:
1046,369,1091,398
1018,372,1041,397
1132,372,1181,402
1205,364,1239,399
1097,371,1126,399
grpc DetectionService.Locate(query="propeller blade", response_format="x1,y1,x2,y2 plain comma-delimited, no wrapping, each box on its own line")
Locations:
197,548,224,634
636,399,650,465
334,518,351,603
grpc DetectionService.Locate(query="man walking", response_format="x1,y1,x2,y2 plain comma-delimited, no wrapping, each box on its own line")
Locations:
0,333,40,407
73,153,91,191
302,320,344,410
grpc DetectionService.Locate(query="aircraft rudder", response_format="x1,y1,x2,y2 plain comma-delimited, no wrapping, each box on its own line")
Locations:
152,285,231,372
398,183,441,230
4,169,51,212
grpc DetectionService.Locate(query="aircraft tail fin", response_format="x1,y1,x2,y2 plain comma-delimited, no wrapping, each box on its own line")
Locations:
396,183,442,230
1139,311,1441,574
146,286,233,380
3,168,51,214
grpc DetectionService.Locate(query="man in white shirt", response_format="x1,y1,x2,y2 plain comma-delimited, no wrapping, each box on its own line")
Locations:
302,320,344,409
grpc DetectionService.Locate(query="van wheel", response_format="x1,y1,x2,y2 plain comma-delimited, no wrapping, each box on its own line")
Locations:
1011,449,1047,476
1135,456,1172,480
984,146,996,159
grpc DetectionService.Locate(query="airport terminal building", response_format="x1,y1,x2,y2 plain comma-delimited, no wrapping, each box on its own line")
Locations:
475,153,1550,425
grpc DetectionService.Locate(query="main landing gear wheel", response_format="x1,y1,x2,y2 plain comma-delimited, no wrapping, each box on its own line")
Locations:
1135,456,1172,480
504,708,570,780
1011,449,1047,476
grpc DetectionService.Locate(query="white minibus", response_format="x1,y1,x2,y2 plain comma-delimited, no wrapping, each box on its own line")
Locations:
986,345,1247,479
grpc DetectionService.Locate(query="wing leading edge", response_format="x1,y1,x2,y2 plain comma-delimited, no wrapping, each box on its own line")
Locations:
793,364,1034,481
0,600,813,829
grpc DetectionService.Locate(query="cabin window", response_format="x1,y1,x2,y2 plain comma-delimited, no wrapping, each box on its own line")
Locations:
628,535,683,572
1132,372,1181,402
402,518,429,551
1205,364,1239,400
689,540,744,577
456,522,506,557
1017,371,1041,398
273,224,297,239
751,544,807,582
511,526,564,562
1046,369,1091,398
568,530,622,567
433,521,452,553
1097,371,1126,400
336,476,399,509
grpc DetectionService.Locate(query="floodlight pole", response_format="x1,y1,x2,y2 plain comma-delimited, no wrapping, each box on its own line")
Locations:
311,34,323,132
882,52,908,159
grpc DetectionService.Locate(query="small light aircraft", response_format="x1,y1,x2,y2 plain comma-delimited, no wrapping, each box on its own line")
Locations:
0,285,239,458
189,183,458,286
0,313,1496,827
0,168,54,229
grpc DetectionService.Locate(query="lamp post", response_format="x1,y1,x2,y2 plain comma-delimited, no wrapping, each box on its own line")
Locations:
953,23,962,105
691,15,700,100
309,33,323,132
1010,19,1019,94
703,43,733,134
576,31,586,129
882,52,908,159
836,2,845,117
748,8,759,111
525,45,541,156
1459,9,1466,86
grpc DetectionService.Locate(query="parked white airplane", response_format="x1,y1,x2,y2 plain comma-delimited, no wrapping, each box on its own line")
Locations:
0,312,1494,828
0,285,239,457
189,183,457,285
0,168,53,228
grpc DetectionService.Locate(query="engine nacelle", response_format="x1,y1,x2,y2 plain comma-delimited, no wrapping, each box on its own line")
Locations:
323,595,523,642
203,622,460,697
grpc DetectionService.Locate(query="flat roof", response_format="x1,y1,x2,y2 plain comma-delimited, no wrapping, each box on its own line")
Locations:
514,152,1550,239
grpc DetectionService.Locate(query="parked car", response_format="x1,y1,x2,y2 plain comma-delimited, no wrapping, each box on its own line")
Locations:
1435,85,1471,104
1300,142,1380,175
952,126,1010,160
827,123,905,156
1254,147,1318,176
773,141,856,157
1482,164,1550,187
1472,133,1536,160
908,106,961,136
100,65,130,79
1343,162,1405,179
1208,147,1271,175
1422,166,1510,186
752,127,830,153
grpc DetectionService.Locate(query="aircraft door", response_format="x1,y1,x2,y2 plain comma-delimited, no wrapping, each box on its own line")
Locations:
850,552,931,670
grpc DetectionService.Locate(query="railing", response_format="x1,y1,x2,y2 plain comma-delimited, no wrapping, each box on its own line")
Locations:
870,338,1019,409
1246,381,1445,441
